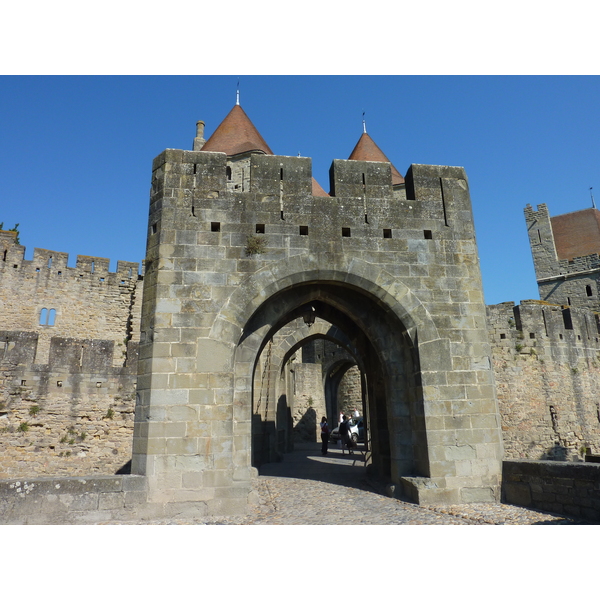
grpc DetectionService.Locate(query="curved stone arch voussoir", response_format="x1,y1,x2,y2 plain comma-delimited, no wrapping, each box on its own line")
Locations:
210,254,440,347
271,319,361,378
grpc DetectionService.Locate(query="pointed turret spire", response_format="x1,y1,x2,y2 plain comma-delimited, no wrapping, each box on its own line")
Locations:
200,104,273,156
348,128,404,186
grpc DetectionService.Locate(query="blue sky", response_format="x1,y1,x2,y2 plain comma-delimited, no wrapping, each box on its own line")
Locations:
2,75,600,306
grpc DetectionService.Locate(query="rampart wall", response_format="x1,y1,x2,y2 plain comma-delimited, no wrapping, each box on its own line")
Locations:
0,232,143,478
488,299,600,461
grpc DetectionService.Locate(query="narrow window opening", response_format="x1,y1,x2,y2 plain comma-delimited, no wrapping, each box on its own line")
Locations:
57,271,61,276
299,226,309,236
365,213,369,224
537,229,542,243
2,249,6,261
500,333,506,339
256,224,265,234
567,297,571,305
211,222,221,232
280,210,285,221
529,332,535,339
128,267,133,277
13,264,17,268
91,261,95,274
440,177,449,226
48,257,52,268
342,227,351,238
424,230,433,239
193,164,198,174
99,277,105,282
151,223,157,234
542,310,548,336
586,285,593,297
21,380,26,386
226,166,232,181
562,308,573,330
48,309,56,326
383,229,392,239
362,173,366,186
280,168,284,181
39,308,47,326
36,267,40,272
191,205,196,217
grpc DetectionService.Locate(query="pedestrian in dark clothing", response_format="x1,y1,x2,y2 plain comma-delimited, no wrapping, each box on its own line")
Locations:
339,415,354,455
320,416,330,456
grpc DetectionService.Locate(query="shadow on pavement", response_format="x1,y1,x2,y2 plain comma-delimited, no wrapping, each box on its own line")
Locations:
257,442,387,494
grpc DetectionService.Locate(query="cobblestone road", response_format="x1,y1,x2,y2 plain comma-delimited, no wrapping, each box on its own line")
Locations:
124,443,592,525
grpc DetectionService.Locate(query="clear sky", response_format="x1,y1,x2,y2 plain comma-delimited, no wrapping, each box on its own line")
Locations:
2,75,600,306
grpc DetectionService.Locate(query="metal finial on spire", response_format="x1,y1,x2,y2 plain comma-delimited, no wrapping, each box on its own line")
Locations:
362,110,366,133
591,187,596,209
236,78,240,105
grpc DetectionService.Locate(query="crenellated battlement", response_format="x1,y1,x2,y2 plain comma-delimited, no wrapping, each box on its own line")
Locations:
487,299,600,355
0,233,142,281
0,330,138,373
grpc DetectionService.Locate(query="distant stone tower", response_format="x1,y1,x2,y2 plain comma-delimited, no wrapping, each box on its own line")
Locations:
132,101,504,516
525,203,600,310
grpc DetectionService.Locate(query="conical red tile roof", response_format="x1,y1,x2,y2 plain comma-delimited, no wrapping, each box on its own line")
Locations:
312,177,329,197
201,104,273,156
348,132,404,185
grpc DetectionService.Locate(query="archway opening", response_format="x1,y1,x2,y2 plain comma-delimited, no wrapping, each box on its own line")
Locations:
236,281,426,484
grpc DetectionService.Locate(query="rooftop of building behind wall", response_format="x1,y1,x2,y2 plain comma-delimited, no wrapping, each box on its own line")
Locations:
192,101,406,193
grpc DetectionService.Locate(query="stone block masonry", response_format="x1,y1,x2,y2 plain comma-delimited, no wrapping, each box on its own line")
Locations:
0,230,143,366
503,460,600,522
488,300,600,461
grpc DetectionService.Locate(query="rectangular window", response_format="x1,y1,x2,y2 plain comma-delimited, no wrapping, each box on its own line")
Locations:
299,226,309,236
211,222,221,232
256,224,265,234
383,229,392,239
342,227,351,238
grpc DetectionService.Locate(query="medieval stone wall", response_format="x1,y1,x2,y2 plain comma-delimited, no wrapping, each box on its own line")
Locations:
0,331,138,478
487,300,600,461
0,231,143,478
0,231,143,366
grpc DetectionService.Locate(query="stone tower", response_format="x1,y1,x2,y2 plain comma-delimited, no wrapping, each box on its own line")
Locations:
132,102,504,516
525,203,600,310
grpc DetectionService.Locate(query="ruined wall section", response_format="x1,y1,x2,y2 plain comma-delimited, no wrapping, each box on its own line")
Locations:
0,331,138,478
487,300,600,461
0,231,143,367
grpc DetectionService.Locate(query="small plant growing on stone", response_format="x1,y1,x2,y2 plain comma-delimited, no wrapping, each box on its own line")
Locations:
105,408,115,419
78,431,87,441
29,405,40,416
245,234,267,256
515,343,523,352
60,435,68,444
18,422,29,432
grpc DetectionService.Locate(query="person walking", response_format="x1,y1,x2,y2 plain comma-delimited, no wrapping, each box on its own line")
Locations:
338,415,354,455
320,416,330,456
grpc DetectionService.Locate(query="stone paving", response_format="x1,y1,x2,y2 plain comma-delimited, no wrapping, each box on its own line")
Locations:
115,443,592,525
